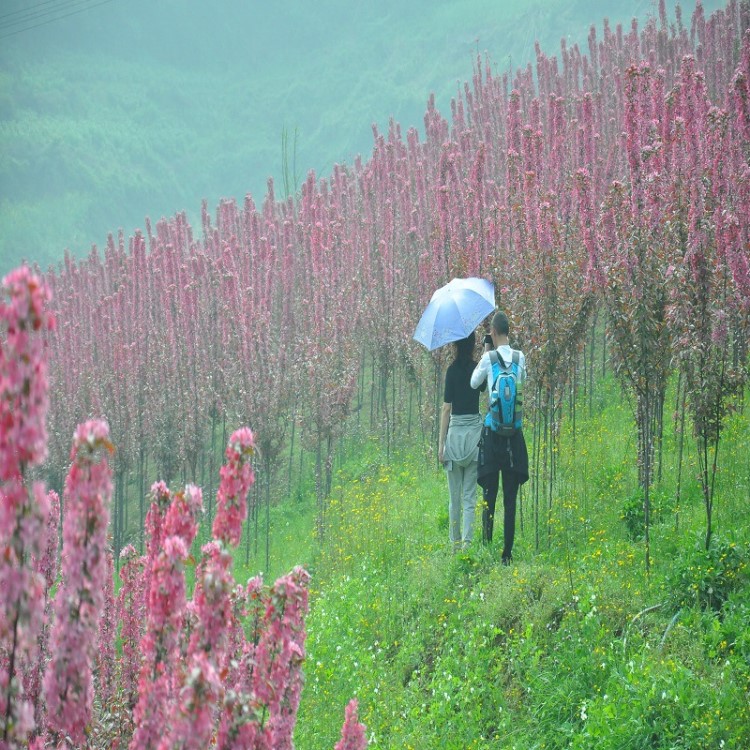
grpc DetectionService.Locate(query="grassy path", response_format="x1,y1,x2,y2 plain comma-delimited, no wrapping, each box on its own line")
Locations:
255,385,750,749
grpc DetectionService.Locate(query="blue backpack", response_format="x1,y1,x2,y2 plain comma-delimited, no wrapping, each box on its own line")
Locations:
485,350,523,436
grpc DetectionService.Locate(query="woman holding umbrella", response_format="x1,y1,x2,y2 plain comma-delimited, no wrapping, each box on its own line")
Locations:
438,331,485,552
413,277,495,552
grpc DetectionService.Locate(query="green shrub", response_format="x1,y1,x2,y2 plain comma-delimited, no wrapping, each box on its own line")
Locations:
667,535,750,612
620,485,674,540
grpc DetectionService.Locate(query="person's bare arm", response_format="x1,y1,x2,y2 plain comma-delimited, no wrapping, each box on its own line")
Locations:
438,402,452,463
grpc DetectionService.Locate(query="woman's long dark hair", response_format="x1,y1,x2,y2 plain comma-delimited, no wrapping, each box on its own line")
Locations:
453,331,477,365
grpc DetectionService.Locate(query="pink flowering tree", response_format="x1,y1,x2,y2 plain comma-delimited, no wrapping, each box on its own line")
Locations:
215,567,311,750
497,86,597,548
215,576,268,750
142,480,172,598
335,699,368,750
24,489,60,733
96,548,117,710
159,651,221,750
214,187,294,565
129,536,187,750
295,169,364,533
159,541,233,750
44,419,114,745
668,52,750,549
0,267,54,748
597,62,675,573
129,534,190,750
164,483,203,548
129,482,204,750
133,433,252,748
263,567,311,749
212,427,256,547
117,544,146,712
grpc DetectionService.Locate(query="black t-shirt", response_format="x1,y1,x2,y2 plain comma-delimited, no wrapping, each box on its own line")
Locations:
443,360,485,415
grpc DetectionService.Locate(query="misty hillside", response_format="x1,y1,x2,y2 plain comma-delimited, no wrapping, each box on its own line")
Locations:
0,0,724,274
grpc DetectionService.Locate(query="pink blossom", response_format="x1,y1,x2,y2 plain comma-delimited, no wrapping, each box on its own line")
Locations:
23,489,60,732
212,428,256,547
0,266,54,482
164,483,203,549
221,582,252,701
44,419,113,745
158,541,234,749
335,699,368,750
215,569,311,750
188,542,235,659
1,268,54,747
0,486,48,745
129,535,189,750
156,652,221,750
265,567,310,748
215,692,267,750
142,480,171,602
147,480,171,551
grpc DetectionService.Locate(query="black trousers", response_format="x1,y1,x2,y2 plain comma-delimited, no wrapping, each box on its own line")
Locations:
481,470,521,560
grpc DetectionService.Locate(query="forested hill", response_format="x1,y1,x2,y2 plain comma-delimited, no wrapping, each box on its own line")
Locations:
0,0,723,275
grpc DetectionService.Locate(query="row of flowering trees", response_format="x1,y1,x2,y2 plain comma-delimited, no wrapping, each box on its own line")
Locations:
8,0,750,570
1,268,367,748
37,0,749,564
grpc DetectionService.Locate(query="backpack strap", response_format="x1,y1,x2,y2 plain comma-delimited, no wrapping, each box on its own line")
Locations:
511,350,521,378
512,349,524,426
487,350,499,389
495,349,519,371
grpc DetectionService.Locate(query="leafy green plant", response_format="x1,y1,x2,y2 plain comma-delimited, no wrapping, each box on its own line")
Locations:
621,486,673,540
667,535,750,612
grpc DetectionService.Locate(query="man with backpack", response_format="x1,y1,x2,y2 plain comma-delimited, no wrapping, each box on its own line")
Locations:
470,311,529,565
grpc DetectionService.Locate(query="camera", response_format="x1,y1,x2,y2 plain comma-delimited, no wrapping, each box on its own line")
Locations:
483,334,493,346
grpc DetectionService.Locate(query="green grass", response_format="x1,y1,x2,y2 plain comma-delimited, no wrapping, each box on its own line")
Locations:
268,377,750,749
101,364,749,747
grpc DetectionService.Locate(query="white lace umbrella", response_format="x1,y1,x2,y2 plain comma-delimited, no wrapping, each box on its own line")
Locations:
413,277,495,351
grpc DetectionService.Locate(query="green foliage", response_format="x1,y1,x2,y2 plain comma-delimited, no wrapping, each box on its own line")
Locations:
287,379,750,749
572,655,747,749
667,535,750,613
620,486,674,541
96,356,748,748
